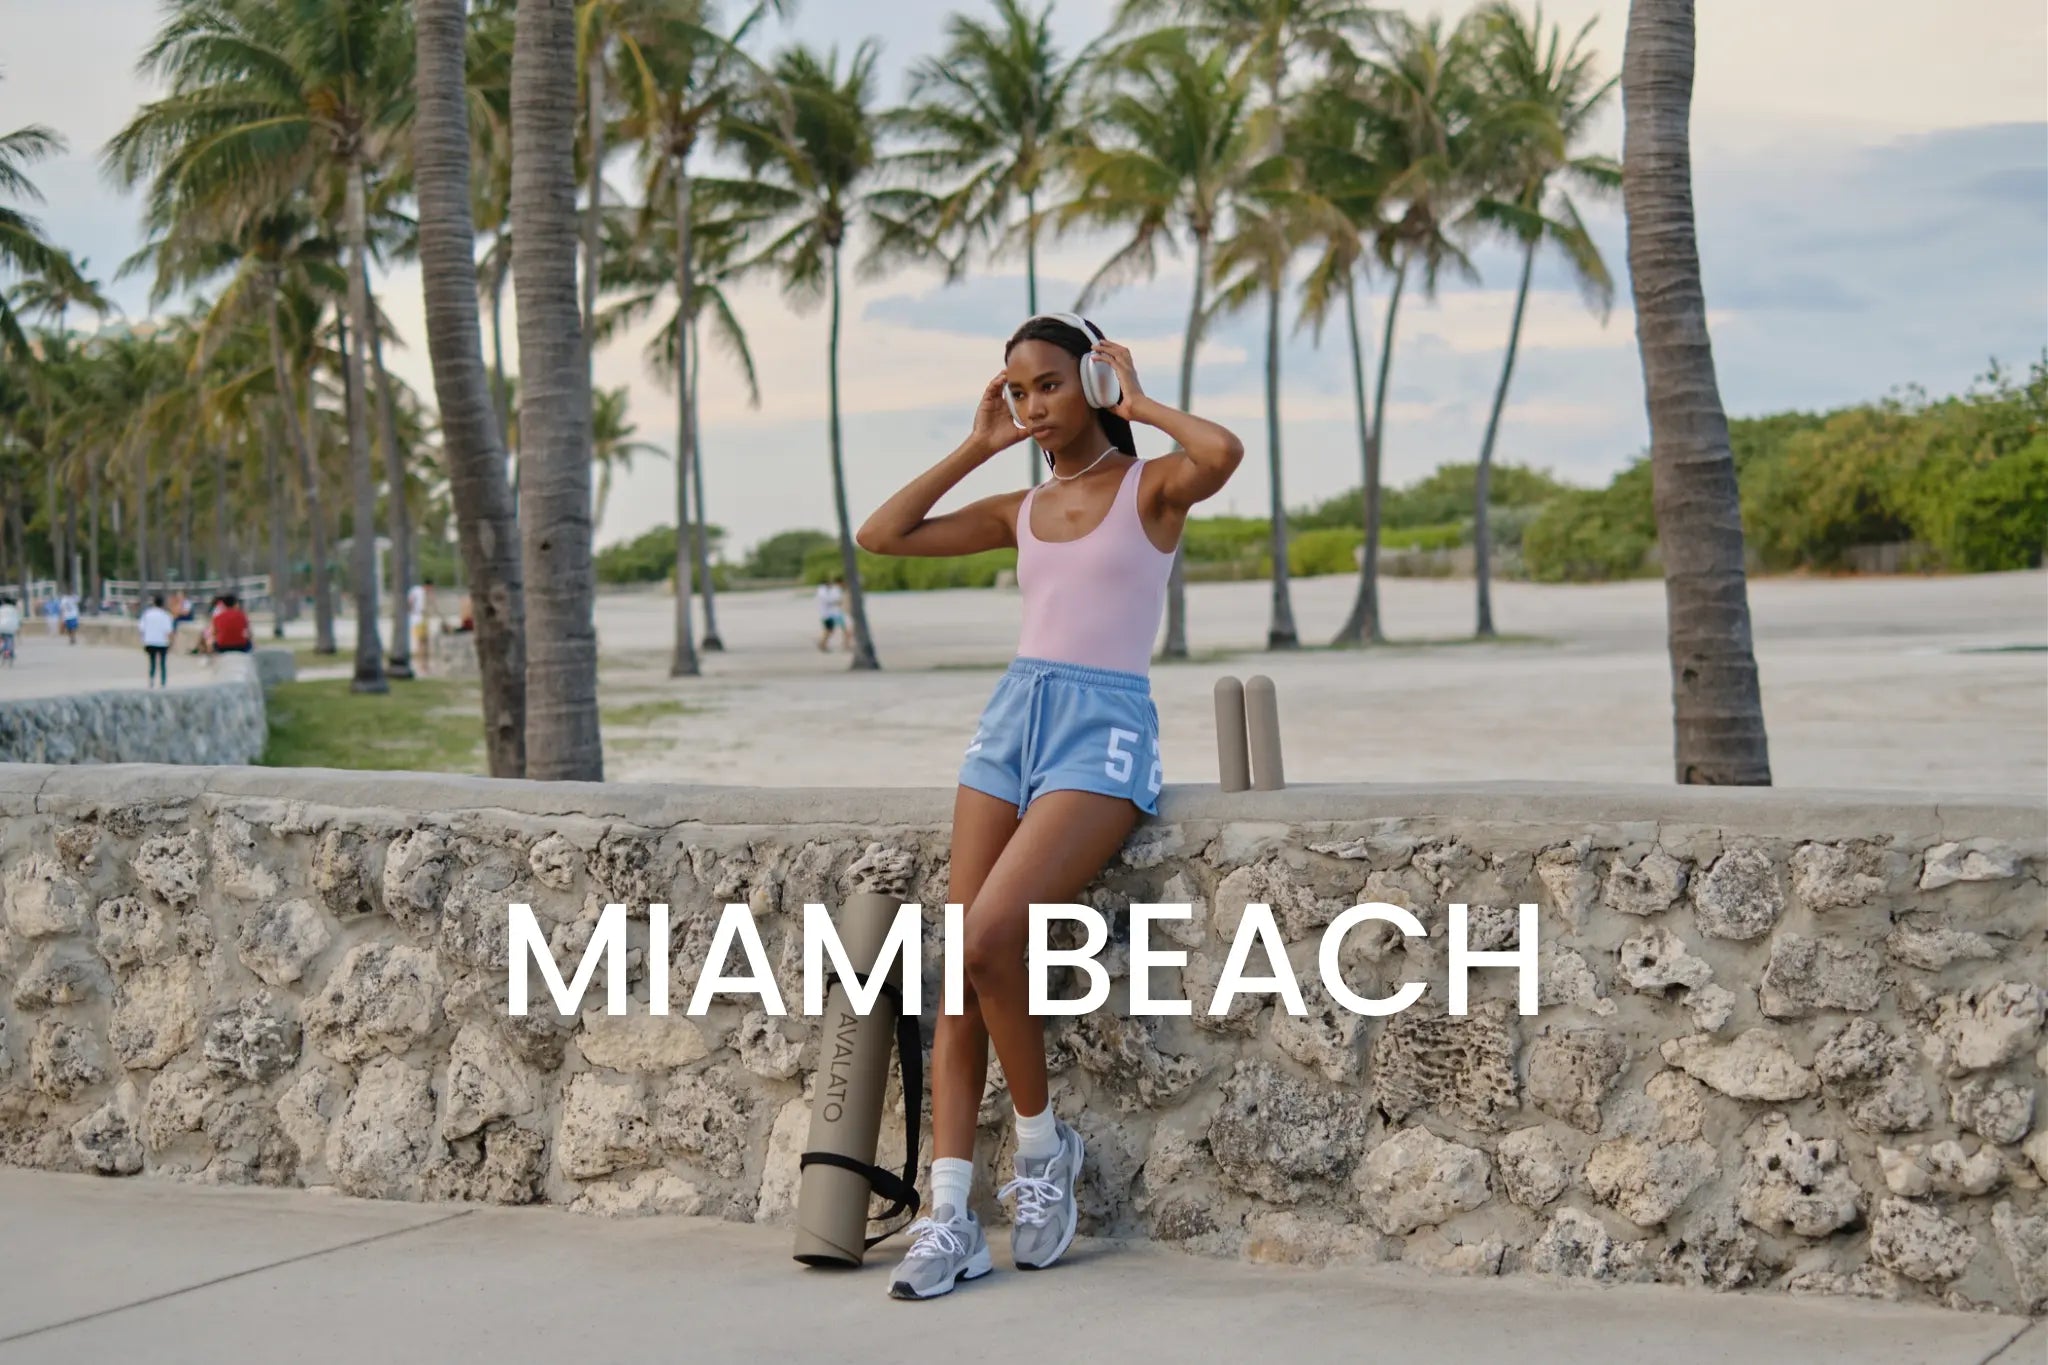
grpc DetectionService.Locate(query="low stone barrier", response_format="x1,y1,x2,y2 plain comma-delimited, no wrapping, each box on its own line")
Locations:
0,654,268,765
0,770,2039,1313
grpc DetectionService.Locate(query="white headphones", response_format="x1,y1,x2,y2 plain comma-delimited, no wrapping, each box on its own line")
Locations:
1006,312,1123,429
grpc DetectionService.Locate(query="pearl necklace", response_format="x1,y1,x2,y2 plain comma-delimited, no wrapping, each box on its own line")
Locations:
1048,446,1119,482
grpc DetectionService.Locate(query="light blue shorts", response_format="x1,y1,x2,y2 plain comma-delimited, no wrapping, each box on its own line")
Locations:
958,657,1163,817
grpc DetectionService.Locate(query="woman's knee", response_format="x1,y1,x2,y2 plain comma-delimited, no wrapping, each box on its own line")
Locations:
961,903,1021,997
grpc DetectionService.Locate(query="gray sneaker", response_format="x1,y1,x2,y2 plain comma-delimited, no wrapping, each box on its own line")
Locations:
887,1205,993,1300
999,1119,1084,1269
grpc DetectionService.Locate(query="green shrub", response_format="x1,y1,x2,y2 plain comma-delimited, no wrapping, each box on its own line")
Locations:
1944,435,2048,570
802,542,1018,591
741,529,834,580
1288,527,1361,576
596,524,725,584
1522,461,1658,582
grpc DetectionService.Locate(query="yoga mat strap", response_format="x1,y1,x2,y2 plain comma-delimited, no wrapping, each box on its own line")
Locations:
797,998,923,1250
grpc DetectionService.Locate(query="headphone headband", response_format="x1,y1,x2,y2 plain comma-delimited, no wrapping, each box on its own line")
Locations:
1028,311,1103,344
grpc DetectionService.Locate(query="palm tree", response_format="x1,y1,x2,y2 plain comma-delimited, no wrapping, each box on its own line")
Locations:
414,0,527,776
1331,13,1482,646
601,182,765,655
0,89,86,362
1059,29,1268,658
613,0,791,677
728,41,933,672
1621,0,1768,783
1208,155,1321,648
1468,1,1618,638
105,0,413,690
894,0,1089,487
126,204,346,652
590,384,666,521
512,0,603,777
1293,74,1391,635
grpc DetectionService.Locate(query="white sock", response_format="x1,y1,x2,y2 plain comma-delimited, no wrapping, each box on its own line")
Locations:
930,1157,974,1218
1014,1104,1059,1163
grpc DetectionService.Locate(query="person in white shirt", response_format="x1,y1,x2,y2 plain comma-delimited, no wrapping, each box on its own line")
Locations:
815,575,846,652
138,594,176,687
0,597,20,664
58,593,79,645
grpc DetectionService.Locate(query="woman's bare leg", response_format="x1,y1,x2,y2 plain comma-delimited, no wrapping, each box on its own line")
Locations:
930,785,1022,1161
963,790,1141,1118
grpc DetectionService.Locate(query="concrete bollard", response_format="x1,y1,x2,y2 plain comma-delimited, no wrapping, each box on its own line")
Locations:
1214,676,1250,793
1246,675,1285,791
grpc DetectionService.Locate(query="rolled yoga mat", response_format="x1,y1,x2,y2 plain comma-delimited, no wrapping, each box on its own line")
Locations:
1246,674,1286,791
793,889,921,1268
1214,676,1250,793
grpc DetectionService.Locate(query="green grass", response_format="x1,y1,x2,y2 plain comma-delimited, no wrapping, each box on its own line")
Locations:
601,697,702,727
260,677,487,773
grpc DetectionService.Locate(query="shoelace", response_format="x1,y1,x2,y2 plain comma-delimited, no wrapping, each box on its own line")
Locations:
903,1216,969,1260
997,1172,1063,1227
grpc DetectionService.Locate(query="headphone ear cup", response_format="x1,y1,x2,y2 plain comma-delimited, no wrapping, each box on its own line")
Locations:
1005,388,1027,428
1084,354,1122,410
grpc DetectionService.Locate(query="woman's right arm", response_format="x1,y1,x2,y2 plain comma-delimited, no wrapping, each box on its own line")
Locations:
856,374,1025,558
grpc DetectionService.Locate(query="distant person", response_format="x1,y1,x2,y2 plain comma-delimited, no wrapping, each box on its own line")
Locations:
211,594,252,655
170,590,193,625
815,575,846,652
139,594,176,687
455,593,475,634
409,577,436,661
0,596,19,665
59,593,79,644
193,596,226,656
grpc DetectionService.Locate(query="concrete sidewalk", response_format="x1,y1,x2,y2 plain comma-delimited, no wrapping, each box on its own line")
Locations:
0,1171,2037,1365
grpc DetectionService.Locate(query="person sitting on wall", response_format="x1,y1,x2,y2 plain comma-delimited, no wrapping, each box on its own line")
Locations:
211,594,252,655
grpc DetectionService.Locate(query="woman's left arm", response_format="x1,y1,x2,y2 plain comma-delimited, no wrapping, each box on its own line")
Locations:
1093,340,1244,509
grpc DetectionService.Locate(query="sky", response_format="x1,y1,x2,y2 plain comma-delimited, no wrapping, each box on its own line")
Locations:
1,0,2044,560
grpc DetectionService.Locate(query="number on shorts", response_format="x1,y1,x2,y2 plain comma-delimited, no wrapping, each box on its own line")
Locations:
1147,736,1162,796
1104,727,1138,782
964,727,985,757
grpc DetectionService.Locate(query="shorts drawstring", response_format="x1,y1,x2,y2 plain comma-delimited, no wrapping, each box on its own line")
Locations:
1014,664,1049,818
1002,656,1149,819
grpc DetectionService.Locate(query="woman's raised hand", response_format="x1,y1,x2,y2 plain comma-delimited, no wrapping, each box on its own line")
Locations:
970,372,1026,457
1093,340,1149,421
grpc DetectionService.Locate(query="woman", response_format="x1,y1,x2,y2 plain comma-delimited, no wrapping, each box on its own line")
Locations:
856,313,1243,1300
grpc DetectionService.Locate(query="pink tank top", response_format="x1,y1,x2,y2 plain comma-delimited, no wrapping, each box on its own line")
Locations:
1014,460,1177,676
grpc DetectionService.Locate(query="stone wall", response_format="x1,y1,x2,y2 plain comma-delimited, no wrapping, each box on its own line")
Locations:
0,767,2041,1314
0,654,268,765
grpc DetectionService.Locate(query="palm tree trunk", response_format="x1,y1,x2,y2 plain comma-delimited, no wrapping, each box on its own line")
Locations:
361,265,415,678
180,472,195,583
417,0,528,777
211,443,227,585
47,459,62,600
1623,0,1769,784
1342,264,1373,572
1473,236,1537,640
490,254,513,461
266,411,288,637
268,284,334,651
513,0,603,778
1160,228,1210,662
582,37,605,343
88,453,99,610
1025,189,1042,488
132,433,149,600
1334,252,1407,645
1263,271,1297,649
827,242,879,671
689,316,721,650
342,162,389,694
669,164,699,678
